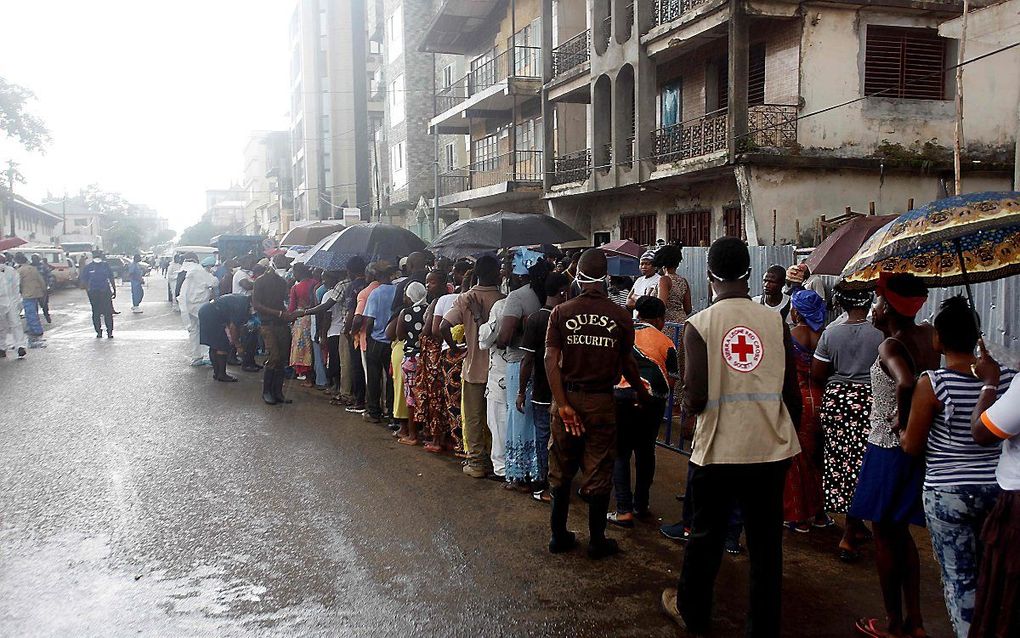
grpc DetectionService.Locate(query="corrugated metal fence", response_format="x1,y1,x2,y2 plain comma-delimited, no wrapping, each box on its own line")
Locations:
675,245,798,313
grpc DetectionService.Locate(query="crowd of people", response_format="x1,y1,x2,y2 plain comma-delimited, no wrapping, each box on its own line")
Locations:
0,251,56,356
65,238,1020,637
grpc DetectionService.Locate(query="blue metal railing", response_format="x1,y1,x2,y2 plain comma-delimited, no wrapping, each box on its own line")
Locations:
657,321,691,456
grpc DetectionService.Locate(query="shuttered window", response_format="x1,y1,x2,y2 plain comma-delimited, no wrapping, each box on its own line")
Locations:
667,210,711,247
723,205,745,240
620,214,657,246
865,26,947,100
748,44,765,106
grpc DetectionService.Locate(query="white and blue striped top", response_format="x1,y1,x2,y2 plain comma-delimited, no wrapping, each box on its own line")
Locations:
924,367,1018,488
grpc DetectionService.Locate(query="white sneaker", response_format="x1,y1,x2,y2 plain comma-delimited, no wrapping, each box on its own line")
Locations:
132,307,143,314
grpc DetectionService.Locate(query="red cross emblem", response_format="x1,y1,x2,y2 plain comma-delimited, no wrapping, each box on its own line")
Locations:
722,326,764,372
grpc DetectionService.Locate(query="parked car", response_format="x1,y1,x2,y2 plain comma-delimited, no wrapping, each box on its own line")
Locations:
8,246,77,287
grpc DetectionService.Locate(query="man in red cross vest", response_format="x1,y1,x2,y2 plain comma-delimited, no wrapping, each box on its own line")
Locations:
661,237,802,638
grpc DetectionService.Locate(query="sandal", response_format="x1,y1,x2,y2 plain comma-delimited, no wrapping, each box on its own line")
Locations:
532,490,551,503
838,547,861,563
854,617,890,638
423,443,443,453
607,512,635,528
397,437,419,446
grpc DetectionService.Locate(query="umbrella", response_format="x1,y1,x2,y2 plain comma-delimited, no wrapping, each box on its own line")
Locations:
607,255,641,277
804,214,898,276
304,223,427,271
284,245,311,260
0,236,27,252
428,211,585,258
600,239,644,259
841,192,1020,297
280,220,346,247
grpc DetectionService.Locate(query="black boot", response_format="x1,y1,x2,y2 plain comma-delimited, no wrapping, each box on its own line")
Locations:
214,353,238,382
549,485,577,553
273,369,292,404
262,369,279,405
587,494,619,559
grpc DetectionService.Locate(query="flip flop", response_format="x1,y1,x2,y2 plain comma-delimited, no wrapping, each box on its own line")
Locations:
838,548,861,563
607,512,635,528
855,617,887,638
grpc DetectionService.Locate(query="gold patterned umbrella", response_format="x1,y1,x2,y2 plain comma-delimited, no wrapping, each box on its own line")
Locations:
841,192,1020,293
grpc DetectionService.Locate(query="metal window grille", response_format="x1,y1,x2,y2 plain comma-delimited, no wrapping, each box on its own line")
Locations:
667,210,711,247
723,206,745,240
864,26,946,100
620,213,658,246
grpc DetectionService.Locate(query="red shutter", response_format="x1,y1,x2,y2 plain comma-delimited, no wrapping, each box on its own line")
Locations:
667,211,711,247
620,214,657,246
724,206,744,240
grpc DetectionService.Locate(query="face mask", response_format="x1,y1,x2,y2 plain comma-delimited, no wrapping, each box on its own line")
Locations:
93,258,103,263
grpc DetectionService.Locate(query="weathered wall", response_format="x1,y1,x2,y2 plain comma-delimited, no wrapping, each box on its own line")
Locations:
798,4,1020,159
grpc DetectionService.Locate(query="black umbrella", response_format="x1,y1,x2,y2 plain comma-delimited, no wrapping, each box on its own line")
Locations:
428,211,585,258
280,220,346,247
304,223,427,271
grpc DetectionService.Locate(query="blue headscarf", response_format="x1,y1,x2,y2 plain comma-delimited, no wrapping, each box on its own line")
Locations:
791,289,826,332
512,247,543,276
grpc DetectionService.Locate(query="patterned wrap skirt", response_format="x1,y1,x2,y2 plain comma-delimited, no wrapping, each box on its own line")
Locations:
820,381,872,514
289,315,314,370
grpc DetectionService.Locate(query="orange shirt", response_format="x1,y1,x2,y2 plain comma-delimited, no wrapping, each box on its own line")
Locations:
355,281,380,351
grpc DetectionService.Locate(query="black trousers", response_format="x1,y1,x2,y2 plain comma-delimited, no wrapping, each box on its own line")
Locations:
86,288,114,335
612,396,665,513
364,337,393,418
677,460,789,638
349,338,366,405
326,335,341,387
242,326,259,367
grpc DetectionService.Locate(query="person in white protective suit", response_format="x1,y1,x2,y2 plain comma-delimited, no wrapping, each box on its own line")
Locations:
0,254,28,359
178,254,220,366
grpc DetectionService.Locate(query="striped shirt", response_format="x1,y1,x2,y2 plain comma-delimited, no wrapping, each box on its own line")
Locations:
924,367,1017,488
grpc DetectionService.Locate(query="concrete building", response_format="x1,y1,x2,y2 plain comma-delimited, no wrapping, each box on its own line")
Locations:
38,197,105,250
243,131,294,237
421,0,547,218
421,0,1017,246
3,195,62,245
289,0,376,223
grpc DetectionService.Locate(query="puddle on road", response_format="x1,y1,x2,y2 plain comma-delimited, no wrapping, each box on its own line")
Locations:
47,329,187,342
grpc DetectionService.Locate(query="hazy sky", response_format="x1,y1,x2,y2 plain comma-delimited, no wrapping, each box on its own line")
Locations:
0,1,293,233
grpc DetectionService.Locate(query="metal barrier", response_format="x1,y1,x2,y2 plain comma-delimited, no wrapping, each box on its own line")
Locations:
657,321,692,456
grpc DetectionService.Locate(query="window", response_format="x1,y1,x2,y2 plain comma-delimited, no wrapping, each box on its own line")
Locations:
73,218,89,227
865,25,947,100
660,79,682,128
470,48,497,92
389,74,405,125
390,141,407,186
667,210,711,247
444,143,456,171
369,40,382,55
748,43,765,106
723,205,745,240
472,134,499,171
514,117,543,152
387,5,403,63
508,18,542,76
442,64,454,89
620,214,657,246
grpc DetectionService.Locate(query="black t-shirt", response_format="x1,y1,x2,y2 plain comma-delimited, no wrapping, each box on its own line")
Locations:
522,307,553,404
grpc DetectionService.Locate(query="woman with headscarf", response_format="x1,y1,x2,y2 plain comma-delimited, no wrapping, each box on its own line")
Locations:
811,284,885,562
627,250,669,313
782,289,829,532
850,273,940,638
395,280,430,446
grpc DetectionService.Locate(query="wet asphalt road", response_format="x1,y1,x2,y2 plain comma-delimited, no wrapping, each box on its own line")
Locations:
0,278,954,637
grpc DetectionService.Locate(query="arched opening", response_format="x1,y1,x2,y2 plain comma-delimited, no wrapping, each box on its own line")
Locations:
614,0,633,44
594,0,611,56
593,74,613,172
615,65,635,166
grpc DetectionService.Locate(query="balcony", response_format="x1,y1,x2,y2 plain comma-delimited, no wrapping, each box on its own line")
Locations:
431,47,543,132
654,0,712,26
642,0,729,59
552,30,591,78
652,104,799,164
438,150,543,207
652,109,728,163
552,149,592,186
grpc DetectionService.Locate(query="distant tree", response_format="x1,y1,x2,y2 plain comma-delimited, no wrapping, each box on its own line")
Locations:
106,219,144,255
178,221,217,247
154,228,177,244
0,77,50,152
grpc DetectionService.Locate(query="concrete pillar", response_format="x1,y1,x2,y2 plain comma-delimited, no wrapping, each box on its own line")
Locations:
727,0,749,160
635,48,656,181
542,0,555,191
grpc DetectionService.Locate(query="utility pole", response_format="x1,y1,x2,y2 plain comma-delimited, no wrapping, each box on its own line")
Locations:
432,53,440,239
953,0,970,195
5,160,21,238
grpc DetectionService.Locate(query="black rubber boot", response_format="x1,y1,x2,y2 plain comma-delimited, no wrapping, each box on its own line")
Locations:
549,485,577,553
273,369,292,404
587,495,619,559
214,353,238,382
262,369,278,405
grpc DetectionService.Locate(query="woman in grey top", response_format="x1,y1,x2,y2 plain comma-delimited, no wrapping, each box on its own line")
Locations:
811,284,884,562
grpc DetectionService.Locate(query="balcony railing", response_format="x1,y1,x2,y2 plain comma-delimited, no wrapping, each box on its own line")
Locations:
652,109,728,163
434,46,543,114
748,104,798,148
552,149,592,185
654,0,712,27
440,150,544,197
552,30,591,78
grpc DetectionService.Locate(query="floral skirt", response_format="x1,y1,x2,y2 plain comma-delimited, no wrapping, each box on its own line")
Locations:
289,315,314,370
820,381,872,514
401,354,419,412
443,347,467,448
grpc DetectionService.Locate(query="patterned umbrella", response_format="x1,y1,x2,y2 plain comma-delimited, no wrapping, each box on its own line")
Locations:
841,192,1020,293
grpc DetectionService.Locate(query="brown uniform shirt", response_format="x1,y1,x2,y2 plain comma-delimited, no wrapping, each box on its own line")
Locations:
546,288,634,390
443,284,504,384
253,270,288,323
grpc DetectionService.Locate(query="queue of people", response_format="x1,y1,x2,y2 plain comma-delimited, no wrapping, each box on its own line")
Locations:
171,236,1019,638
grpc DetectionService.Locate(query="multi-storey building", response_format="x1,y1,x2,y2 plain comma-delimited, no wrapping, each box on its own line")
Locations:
542,0,1017,246
243,131,294,237
421,0,547,218
289,0,375,223
422,0,1017,246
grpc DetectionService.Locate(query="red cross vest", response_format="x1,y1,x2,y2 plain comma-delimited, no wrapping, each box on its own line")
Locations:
686,297,800,465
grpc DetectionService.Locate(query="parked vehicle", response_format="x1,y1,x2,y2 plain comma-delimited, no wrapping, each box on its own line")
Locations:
8,246,77,286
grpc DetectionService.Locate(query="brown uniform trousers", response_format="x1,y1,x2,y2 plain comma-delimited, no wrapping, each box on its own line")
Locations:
260,321,292,370
548,390,617,498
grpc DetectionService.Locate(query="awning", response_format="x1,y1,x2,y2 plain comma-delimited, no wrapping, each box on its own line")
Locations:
419,0,503,54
